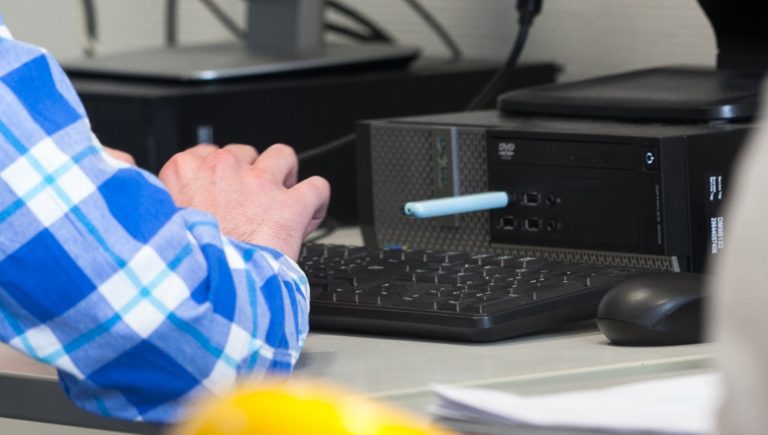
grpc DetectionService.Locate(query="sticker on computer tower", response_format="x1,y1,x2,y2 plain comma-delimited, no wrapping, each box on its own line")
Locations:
708,174,724,202
709,216,725,255
706,173,725,255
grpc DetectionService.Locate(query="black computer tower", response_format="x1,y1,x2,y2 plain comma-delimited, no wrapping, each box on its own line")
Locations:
357,110,750,272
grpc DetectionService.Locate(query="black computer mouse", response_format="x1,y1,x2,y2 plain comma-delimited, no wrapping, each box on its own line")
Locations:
596,272,704,346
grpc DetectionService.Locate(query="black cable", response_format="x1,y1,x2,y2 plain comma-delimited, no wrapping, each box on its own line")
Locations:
165,0,178,47
465,0,542,110
299,1,541,160
464,24,530,110
402,0,462,61
298,133,355,161
199,0,247,41
326,0,394,43
80,0,97,57
81,0,97,40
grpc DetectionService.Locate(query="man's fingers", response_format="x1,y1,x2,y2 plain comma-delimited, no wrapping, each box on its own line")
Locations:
221,144,258,166
252,144,299,188
290,176,331,239
185,143,220,158
160,144,218,182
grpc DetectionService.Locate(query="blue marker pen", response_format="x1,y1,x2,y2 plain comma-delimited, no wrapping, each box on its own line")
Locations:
402,191,509,219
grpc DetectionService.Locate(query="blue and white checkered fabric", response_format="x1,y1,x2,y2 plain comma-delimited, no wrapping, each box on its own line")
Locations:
0,18,309,423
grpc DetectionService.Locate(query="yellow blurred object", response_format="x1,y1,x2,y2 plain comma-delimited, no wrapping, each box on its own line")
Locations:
174,379,456,435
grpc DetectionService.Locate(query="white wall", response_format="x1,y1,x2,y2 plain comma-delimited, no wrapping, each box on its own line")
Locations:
1,0,716,80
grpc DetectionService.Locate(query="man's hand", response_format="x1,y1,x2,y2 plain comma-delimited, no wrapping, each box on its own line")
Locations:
158,143,330,260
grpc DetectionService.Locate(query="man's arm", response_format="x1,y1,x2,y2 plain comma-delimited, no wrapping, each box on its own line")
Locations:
0,19,328,423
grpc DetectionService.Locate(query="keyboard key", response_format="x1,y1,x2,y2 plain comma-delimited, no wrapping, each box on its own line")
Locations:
426,251,470,263
470,253,499,265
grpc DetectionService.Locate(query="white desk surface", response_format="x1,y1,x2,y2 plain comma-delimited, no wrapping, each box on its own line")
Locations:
0,328,714,434
0,227,713,434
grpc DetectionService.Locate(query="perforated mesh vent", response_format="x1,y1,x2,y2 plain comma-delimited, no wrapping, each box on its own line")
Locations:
368,124,678,271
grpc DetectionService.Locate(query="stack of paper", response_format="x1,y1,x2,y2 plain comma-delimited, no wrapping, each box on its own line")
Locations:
431,373,719,434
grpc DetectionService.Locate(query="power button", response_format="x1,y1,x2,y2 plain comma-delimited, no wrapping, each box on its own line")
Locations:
642,148,659,170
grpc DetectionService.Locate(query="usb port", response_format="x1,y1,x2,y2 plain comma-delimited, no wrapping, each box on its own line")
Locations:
524,218,541,231
522,192,540,206
498,215,517,230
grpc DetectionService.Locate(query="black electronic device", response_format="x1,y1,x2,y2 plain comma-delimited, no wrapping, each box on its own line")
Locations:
497,67,761,121
356,110,748,274
596,272,704,346
63,0,419,81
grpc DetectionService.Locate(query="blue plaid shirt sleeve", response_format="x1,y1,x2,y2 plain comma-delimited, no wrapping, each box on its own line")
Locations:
0,19,309,423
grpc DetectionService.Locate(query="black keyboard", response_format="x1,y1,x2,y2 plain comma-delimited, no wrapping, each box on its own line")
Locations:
299,244,653,341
